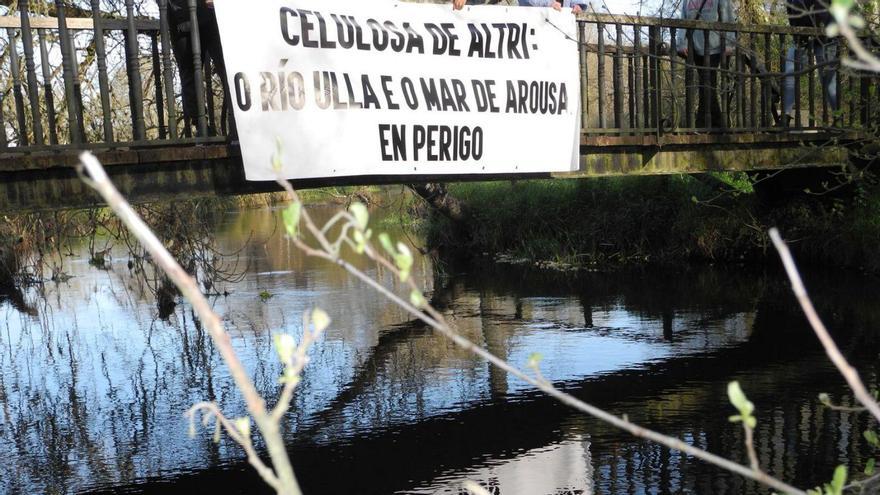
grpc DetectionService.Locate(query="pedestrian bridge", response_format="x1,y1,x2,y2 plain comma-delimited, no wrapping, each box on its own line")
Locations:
0,4,875,210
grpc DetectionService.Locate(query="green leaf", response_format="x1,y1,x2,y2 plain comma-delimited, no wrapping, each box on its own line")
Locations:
864,429,879,447
274,333,296,364
282,202,302,238
395,243,414,282
727,381,755,417
527,352,543,369
311,308,331,333
865,458,876,476
378,233,396,257
353,230,367,254
409,289,426,308
234,417,251,438
829,465,847,495
349,202,369,231
271,138,284,172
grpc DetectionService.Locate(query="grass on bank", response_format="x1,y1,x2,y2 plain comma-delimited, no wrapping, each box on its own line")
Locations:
420,173,880,271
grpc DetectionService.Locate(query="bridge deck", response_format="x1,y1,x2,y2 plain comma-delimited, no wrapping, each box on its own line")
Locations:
0,7,875,210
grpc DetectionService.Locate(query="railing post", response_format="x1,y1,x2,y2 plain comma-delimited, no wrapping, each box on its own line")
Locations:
779,33,787,128
205,57,216,135
38,29,58,145
578,20,589,130
151,32,167,139
0,88,7,148
188,0,209,138
125,0,146,141
650,25,661,134
860,37,870,126
719,31,727,128
808,44,816,128
794,37,802,128
701,29,710,129
7,29,30,146
158,0,178,139
761,33,770,128
19,0,44,146
612,24,622,129
685,31,695,128
748,34,757,129
597,22,606,129
669,27,678,133
56,0,82,144
91,0,114,143
634,25,643,132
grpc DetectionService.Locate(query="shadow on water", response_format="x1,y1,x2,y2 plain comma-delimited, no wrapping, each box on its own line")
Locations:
0,203,879,494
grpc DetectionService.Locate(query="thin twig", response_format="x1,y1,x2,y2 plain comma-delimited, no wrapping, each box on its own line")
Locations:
78,152,302,495
769,228,880,424
277,177,806,495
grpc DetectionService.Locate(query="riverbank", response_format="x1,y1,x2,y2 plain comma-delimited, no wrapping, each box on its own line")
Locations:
418,174,880,272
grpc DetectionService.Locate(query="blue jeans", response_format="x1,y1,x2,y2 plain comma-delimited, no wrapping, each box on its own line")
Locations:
783,39,839,116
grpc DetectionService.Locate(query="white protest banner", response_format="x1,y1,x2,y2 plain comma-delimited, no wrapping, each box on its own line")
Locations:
213,0,581,181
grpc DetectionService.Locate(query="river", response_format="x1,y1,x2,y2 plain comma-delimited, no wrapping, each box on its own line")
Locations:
0,199,877,494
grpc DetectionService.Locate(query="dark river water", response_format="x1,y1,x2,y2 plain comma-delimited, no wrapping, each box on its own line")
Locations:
0,200,878,495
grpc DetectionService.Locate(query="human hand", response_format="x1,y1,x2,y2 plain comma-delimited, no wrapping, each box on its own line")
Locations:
552,1,562,10
205,0,213,7
573,4,583,13
724,46,734,57
678,46,688,58
452,0,466,9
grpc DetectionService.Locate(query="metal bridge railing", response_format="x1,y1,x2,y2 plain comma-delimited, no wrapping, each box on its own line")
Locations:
0,0,227,152
0,7,876,153
576,13,878,136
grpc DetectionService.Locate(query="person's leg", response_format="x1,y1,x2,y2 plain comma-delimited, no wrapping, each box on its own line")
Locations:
782,45,797,119
708,53,724,128
695,54,709,128
813,38,839,113
170,25,197,137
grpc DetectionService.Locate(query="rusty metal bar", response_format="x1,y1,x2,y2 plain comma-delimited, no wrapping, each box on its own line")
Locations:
701,29,709,128
7,29,29,146
91,0,113,143
151,32,166,140
579,21,588,129
158,0,178,139
38,29,57,145
627,50,635,130
761,33,770,128
19,0,44,145
205,57,216,135
125,0,146,141
188,0,208,137
0,87,7,148
669,27,678,131
779,33,787,128
748,34,757,129
719,30,727,128
634,25,643,131
651,25,661,134
612,23,623,129
597,22,606,129
55,0,81,144
808,44,816,128
685,31,695,128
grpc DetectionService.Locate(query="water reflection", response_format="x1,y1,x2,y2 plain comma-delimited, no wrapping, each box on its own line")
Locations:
0,202,878,495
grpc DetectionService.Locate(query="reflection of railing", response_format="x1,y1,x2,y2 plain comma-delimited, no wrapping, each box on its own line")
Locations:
576,13,876,135
0,6,875,153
